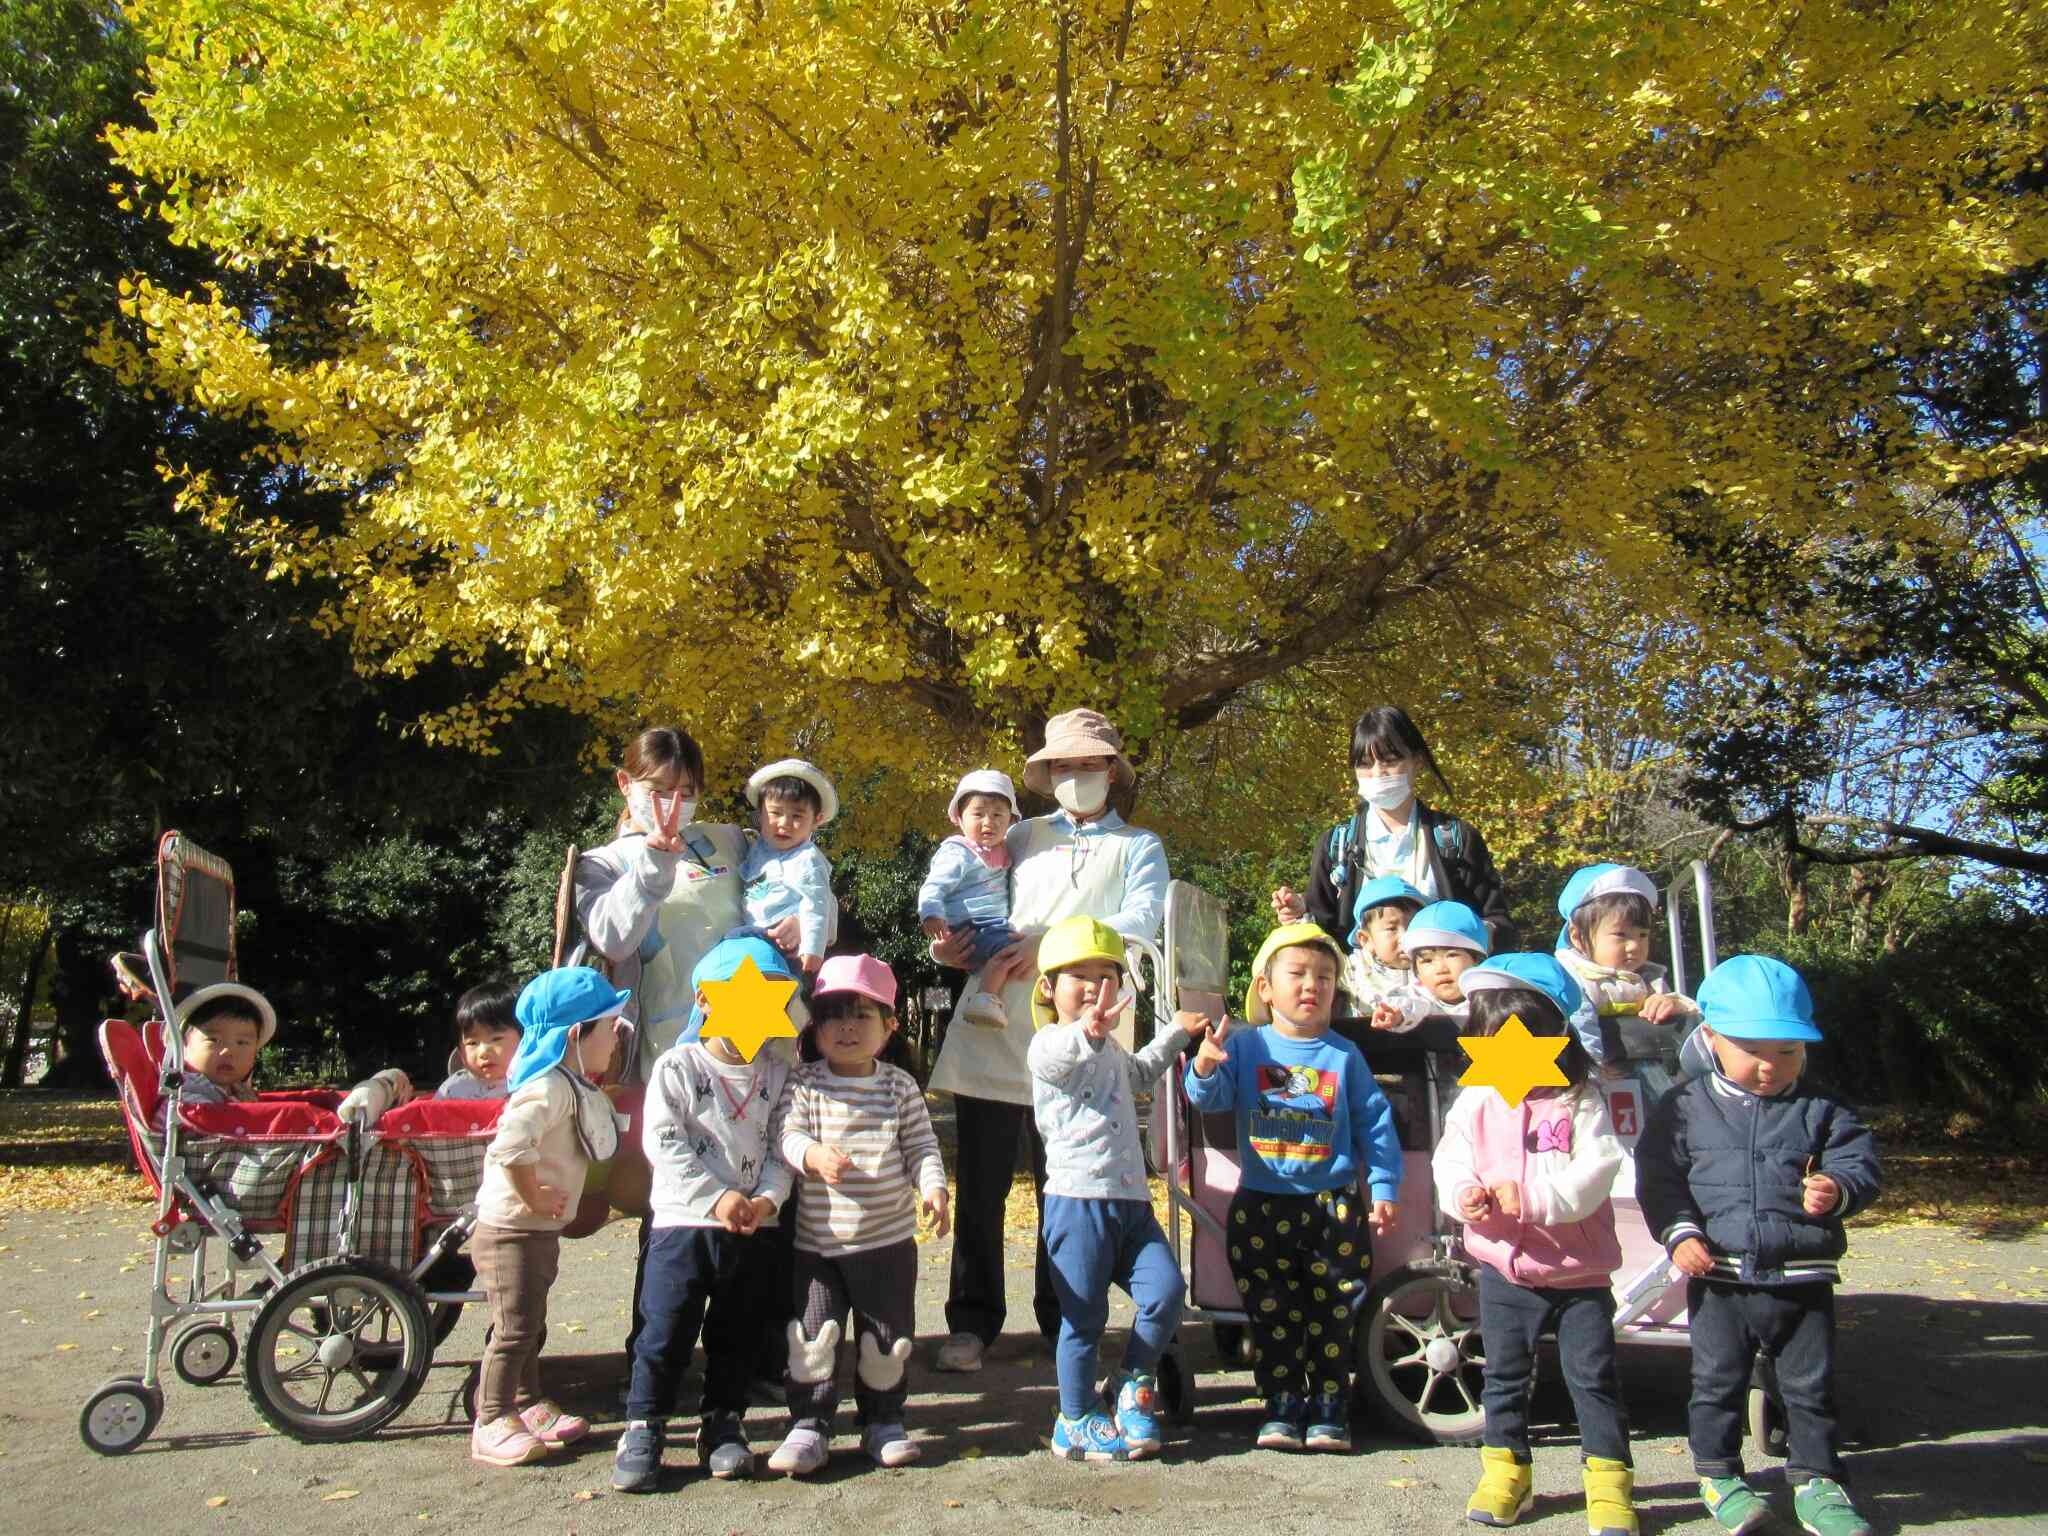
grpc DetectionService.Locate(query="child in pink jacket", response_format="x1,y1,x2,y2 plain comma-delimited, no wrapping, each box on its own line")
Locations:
1432,953,1634,1536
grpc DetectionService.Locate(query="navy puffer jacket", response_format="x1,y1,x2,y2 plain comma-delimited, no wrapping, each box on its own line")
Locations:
1637,1073,1880,1287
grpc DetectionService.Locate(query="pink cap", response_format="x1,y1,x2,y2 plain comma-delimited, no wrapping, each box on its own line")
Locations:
811,953,898,1011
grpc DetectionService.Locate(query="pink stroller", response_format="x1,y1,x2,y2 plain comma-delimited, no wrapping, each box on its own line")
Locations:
1151,871,1783,1448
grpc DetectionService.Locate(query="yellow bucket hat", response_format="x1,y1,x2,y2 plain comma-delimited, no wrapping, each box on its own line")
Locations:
1243,922,1345,1024
1031,915,1127,1026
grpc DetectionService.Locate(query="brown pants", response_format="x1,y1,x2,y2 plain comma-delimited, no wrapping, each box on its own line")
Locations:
471,1223,560,1424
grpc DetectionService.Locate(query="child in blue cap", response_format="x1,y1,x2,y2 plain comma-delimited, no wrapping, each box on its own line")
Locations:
613,936,801,1493
1636,956,1881,1536
1553,864,1699,1067
1371,898,1489,1033
469,967,628,1469
1339,875,1427,1016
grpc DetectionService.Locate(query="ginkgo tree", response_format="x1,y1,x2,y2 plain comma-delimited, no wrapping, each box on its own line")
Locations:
108,0,2046,847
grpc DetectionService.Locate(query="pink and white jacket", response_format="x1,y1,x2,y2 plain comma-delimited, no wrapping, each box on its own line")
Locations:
1432,1083,1624,1289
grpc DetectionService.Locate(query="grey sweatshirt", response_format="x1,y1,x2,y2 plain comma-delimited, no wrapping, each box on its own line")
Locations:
1029,1020,1192,1201
643,1041,795,1229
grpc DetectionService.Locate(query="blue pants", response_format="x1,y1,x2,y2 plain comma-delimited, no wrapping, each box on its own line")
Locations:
1688,1278,1841,1485
955,919,1020,970
1477,1264,1631,1465
627,1225,760,1421
1041,1195,1184,1419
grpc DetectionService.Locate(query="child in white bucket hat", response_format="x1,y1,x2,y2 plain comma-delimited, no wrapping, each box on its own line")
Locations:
918,769,1024,1030
736,758,839,976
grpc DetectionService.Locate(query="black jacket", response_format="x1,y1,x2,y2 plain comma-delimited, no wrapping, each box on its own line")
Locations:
1304,801,1515,952
1637,1073,1880,1287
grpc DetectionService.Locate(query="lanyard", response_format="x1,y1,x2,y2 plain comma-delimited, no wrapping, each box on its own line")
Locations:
714,1066,759,1122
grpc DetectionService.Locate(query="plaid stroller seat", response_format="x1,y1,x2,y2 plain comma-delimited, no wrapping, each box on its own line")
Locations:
284,1097,500,1272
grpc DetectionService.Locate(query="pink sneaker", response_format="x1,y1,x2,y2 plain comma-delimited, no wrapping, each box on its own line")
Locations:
472,1414,549,1467
521,1400,590,1446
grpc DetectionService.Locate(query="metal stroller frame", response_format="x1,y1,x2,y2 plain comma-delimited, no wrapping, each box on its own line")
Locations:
81,832,490,1454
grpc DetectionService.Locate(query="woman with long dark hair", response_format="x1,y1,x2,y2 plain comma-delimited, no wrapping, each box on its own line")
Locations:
1273,706,1514,951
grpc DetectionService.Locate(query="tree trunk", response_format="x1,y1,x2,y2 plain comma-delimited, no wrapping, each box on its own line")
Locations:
1846,866,1885,956
2,919,51,1089
1782,855,1810,938
35,924,113,1092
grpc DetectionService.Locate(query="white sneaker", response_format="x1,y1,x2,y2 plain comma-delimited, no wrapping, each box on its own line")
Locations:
959,991,1009,1029
934,1331,984,1373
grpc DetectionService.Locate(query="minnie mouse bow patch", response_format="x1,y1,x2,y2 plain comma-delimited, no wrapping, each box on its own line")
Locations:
1530,1119,1573,1155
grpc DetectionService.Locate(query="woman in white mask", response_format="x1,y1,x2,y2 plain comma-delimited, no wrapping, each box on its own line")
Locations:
570,725,804,1373
1272,705,1514,954
925,708,1169,1376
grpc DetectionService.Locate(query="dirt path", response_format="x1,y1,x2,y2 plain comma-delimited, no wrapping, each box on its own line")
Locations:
4,1207,2044,1535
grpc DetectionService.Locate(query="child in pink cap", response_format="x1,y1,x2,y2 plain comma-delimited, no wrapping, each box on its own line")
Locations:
768,955,949,1477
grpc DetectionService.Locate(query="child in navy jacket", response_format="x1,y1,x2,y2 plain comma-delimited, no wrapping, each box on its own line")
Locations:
1637,956,1880,1536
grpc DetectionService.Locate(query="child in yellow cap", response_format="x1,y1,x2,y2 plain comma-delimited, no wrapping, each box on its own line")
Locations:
1028,916,1213,1463
1185,922,1401,1453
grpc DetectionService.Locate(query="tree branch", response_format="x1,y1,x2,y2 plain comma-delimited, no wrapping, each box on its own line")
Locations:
1736,808,2048,877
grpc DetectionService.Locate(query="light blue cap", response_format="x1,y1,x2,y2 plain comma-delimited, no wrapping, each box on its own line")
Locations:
1555,863,1659,948
679,934,798,1044
508,967,632,1090
1696,955,1820,1042
1401,900,1489,957
1459,951,1586,1028
1351,875,1428,934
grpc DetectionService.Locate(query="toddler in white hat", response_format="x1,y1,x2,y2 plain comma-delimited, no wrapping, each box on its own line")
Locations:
738,758,840,976
918,769,1023,1029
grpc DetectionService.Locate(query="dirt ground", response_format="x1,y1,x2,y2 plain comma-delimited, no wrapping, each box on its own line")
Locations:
4,1201,2045,1536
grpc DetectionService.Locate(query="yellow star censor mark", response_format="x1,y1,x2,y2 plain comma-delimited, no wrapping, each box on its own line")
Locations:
1457,1014,1570,1109
696,954,800,1063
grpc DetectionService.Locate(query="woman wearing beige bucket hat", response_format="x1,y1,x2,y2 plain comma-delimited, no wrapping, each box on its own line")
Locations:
926,708,1169,1374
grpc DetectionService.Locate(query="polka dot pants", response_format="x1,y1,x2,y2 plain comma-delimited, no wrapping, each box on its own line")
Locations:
1227,1187,1369,1401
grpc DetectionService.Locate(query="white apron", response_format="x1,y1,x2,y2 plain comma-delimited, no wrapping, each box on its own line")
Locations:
927,815,1146,1107
634,822,749,1076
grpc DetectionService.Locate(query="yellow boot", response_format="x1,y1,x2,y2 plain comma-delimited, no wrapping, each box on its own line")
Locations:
1467,1445,1534,1527
1583,1456,1639,1536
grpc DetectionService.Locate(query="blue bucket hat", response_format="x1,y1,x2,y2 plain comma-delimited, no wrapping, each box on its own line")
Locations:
508,968,632,1091
1555,863,1659,949
1400,900,1489,958
1351,875,1428,936
1695,955,1820,1042
680,934,798,1044
1458,952,1585,1027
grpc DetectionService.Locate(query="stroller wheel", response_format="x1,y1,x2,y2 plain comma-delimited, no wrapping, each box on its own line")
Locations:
1157,1348,1194,1423
1747,1355,1789,1457
173,1322,239,1386
245,1258,433,1443
80,1377,163,1455
1211,1322,1251,1365
1355,1264,1486,1445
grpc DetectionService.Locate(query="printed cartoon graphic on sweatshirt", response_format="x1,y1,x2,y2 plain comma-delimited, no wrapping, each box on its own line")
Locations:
1249,1063,1344,1166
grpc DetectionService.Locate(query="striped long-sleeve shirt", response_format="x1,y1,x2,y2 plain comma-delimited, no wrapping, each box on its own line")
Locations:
778,1060,946,1257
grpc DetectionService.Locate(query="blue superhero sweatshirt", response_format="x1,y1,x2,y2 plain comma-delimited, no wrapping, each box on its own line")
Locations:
1184,1025,1402,1202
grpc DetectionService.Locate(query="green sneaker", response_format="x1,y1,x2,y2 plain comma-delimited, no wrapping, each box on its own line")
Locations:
1700,1476,1771,1534
1794,1478,1872,1536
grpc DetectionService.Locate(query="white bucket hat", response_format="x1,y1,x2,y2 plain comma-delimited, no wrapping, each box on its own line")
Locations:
746,758,839,825
949,769,1021,823
176,982,278,1048
1021,709,1136,795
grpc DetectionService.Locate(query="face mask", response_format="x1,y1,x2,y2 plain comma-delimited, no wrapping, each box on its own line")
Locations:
1053,770,1110,816
1356,767,1413,810
628,785,696,835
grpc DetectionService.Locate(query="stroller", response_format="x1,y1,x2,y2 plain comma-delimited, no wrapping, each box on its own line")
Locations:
81,832,500,1454
1151,868,1789,1448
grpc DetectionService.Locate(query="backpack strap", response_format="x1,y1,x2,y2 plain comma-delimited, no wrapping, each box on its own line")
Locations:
1327,819,1356,886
